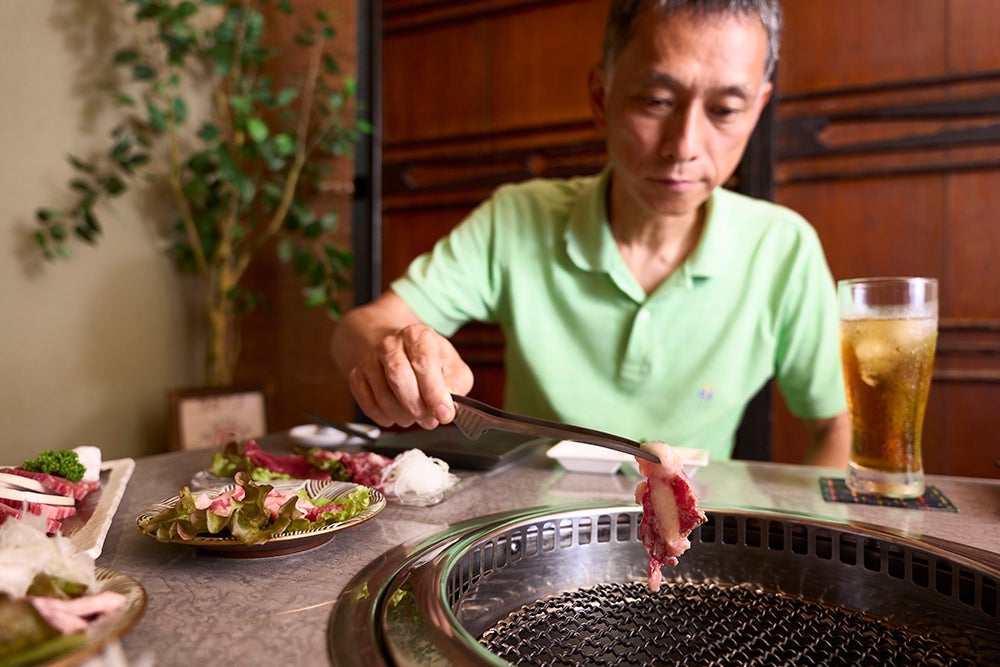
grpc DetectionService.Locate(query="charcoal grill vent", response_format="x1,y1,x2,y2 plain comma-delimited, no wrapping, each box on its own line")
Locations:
329,506,1000,666
695,513,997,616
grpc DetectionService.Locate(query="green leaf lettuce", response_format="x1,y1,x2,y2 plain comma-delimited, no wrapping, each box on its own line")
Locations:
138,473,371,546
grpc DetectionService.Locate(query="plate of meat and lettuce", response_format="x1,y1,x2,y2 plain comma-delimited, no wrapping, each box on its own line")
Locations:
189,439,392,491
136,473,385,557
192,439,464,507
29,568,147,667
0,517,146,667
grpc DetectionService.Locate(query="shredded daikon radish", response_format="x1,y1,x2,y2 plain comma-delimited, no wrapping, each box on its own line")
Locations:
379,449,457,502
0,515,96,597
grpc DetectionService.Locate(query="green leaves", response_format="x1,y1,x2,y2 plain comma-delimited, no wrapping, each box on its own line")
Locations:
146,100,167,131
275,87,298,107
113,49,139,65
277,234,353,317
132,63,156,81
246,117,268,143
197,123,220,142
35,0,370,338
172,97,188,124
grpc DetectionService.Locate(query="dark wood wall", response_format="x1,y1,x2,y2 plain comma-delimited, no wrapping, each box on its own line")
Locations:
771,0,1000,477
241,0,1000,479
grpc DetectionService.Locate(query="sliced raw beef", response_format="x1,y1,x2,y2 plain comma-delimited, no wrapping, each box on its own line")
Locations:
634,441,707,592
0,502,62,533
0,498,76,521
242,442,330,479
303,502,345,521
226,440,392,486
321,451,392,487
0,467,100,500
29,590,128,635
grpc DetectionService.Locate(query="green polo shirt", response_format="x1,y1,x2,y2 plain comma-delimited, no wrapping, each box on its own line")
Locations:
391,168,846,460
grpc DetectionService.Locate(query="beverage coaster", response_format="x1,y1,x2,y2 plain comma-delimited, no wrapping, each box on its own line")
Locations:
819,477,958,512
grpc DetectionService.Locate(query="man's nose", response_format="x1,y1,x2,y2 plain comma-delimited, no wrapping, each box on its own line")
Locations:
661,105,702,162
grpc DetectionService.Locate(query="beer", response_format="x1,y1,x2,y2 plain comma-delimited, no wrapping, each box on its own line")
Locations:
840,316,937,497
838,276,938,498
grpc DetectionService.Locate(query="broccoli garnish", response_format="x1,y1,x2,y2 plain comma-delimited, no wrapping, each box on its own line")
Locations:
21,450,86,482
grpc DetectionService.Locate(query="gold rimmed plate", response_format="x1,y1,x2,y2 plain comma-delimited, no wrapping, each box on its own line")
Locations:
42,567,147,667
135,480,385,558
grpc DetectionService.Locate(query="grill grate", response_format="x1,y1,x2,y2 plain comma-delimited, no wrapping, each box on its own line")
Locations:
329,507,1000,667
479,580,977,667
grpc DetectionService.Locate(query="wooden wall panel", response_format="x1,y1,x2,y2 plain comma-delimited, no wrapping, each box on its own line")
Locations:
778,175,946,282
480,2,606,129
383,0,605,144
947,171,1000,319
382,24,493,141
382,207,467,288
781,1,947,93
772,0,1000,478
949,0,1000,73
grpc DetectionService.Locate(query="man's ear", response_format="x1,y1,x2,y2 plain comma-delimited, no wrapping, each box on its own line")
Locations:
588,64,608,134
752,80,774,121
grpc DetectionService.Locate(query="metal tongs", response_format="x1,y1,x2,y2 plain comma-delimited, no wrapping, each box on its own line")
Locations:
451,394,659,463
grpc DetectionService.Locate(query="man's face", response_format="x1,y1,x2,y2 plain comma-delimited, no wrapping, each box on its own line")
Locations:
590,7,773,224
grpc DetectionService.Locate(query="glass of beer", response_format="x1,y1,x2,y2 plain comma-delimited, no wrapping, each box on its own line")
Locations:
838,277,938,498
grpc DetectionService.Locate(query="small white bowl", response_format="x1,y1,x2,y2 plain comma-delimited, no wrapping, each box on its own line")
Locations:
289,423,381,447
546,440,709,476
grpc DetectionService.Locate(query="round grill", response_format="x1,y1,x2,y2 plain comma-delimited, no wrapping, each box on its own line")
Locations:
329,506,1000,667
480,581,975,666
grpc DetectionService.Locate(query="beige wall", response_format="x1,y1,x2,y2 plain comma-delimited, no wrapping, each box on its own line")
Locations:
1,1,203,463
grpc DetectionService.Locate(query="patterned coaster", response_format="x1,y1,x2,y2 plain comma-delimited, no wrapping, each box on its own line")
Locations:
819,477,958,512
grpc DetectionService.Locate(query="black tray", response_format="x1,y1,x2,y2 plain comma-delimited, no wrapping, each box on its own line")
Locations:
364,425,545,471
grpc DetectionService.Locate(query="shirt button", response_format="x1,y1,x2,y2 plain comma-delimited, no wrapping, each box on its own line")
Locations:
637,309,651,323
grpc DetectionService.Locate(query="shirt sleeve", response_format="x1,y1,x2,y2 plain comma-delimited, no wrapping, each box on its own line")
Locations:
772,224,848,419
390,194,503,337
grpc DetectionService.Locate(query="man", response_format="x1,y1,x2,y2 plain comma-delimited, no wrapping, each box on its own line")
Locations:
333,0,850,466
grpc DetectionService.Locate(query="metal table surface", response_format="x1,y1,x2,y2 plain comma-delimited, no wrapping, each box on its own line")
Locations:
95,438,1000,666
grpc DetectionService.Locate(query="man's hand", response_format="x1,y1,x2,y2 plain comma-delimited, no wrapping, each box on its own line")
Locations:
332,292,474,430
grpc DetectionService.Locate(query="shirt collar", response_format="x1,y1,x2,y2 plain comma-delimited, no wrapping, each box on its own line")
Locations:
565,165,616,273
564,168,737,290
685,188,736,279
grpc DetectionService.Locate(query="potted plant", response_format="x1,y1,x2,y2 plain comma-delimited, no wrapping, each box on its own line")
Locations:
33,0,370,385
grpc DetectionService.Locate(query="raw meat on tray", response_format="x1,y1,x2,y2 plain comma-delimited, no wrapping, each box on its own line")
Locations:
0,447,103,534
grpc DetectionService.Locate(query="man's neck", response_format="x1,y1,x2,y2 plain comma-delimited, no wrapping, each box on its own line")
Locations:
610,203,706,295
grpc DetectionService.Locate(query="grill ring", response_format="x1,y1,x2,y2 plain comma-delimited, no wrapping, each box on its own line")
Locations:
329,506,1000,666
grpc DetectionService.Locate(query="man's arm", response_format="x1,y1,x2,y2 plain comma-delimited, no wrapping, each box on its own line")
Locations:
802,411,850,468
332,291,473,430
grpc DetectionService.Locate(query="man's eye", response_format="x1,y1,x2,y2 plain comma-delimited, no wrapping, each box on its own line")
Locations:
642,96,673,110
711,104,744,119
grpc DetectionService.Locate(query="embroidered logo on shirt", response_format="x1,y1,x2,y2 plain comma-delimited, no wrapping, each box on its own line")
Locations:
697,384,714,401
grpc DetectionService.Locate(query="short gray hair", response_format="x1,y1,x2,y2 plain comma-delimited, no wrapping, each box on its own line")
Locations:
601,0,783,80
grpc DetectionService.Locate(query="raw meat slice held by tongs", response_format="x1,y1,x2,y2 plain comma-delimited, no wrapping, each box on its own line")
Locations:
451,394,705,590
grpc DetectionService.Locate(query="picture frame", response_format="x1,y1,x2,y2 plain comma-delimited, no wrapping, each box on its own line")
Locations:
168,384,272,451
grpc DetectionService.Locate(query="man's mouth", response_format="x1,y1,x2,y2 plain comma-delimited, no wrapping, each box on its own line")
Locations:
651,175,698,189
